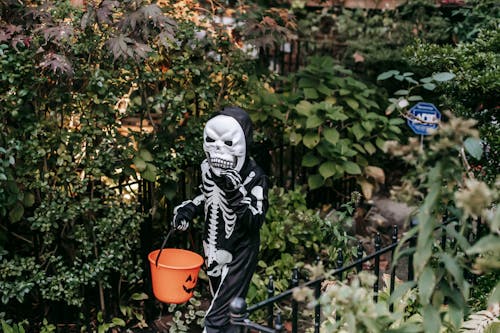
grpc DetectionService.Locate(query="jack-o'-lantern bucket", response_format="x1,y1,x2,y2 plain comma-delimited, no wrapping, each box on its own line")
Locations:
148,230,204,304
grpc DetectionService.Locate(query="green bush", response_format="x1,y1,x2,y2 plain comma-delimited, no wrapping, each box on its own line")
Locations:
248,186,356,305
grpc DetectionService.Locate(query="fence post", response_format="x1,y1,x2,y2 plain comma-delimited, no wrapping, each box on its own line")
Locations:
229,297,248,333
267,275,275,328
291,268,299,333
408,218,418,281
373,233,381,302
336,248,344,281
389,225,398,312
314,281,321,333
356,241,364,272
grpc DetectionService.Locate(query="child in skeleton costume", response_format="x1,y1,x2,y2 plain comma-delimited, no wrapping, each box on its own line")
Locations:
172,106,269,333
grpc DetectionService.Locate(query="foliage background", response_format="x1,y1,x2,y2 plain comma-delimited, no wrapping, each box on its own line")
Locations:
0,0,498,332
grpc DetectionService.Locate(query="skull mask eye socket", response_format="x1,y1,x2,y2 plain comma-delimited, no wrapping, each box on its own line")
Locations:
203,115,246,176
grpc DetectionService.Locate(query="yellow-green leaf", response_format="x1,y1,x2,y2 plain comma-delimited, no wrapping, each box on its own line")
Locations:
319,161,337,179
323,128,340,145
303,132,320,149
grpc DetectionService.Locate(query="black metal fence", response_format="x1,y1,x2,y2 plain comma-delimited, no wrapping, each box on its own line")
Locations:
228,216,477,333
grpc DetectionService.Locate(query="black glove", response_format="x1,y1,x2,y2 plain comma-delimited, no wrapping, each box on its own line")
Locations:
212,169,242,193
171,203,194,231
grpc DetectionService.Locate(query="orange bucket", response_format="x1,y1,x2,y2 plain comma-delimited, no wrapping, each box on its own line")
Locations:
148,248,204,304
148,231,204,304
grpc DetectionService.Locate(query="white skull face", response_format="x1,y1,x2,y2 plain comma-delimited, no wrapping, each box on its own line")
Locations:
203,115,246,176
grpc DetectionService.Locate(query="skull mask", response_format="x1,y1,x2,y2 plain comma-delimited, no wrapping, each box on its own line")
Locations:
203,115,246,176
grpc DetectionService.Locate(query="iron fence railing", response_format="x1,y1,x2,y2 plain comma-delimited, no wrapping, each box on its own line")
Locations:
228,216,475,333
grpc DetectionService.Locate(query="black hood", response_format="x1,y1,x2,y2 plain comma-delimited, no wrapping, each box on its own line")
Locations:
216,106,253,152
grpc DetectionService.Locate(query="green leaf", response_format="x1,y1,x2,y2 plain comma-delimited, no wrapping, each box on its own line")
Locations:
317,84,331,95
322,128,340,145
389,281,416,305
343,161,361,175
363,142,376,155
295,100,314,116
438,253,463,287
298,77,317,88
408,95,423,101
23,192,35,207
418,267,436,305
301,152,321,167
318,161,337,179
112,318,126,326
133,156,147,171
303,132,320,149
464,137,483,160
345,98,359,110
423,304,441,333
377,70,399,81
394,89,409,96
432,72,455,82
308,174,324,190
467,235,500,255
139,149,153,162
350,123,365,141
131,292,149,301
289,131,302,145
488,281,500,306
142,165,157,182
9,202,24,223
306,115,323,128
339,88,351,96
304,88,319,99
423,83,436,91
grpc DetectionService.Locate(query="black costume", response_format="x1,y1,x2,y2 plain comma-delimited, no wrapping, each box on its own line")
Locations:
173,106,269,333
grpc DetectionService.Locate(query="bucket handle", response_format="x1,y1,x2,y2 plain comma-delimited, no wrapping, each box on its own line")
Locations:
155,228,175,268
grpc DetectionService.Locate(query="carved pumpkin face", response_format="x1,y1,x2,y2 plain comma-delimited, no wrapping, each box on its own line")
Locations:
182,274,197,294
203,115,246,176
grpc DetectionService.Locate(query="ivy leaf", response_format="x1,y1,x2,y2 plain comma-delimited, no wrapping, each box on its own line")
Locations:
308,174,324,190
464,137,483,160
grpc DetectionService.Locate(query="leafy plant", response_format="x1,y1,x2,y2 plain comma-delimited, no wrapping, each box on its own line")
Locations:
281,56,404,190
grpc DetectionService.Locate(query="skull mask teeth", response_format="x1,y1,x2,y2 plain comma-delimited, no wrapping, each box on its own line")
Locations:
203,115,246,176
210,156,236,170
